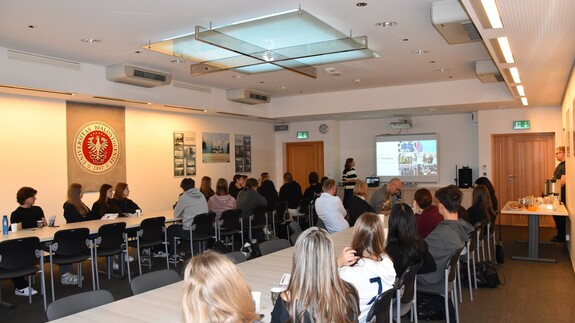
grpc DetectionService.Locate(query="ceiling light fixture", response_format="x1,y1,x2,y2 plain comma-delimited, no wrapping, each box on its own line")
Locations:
509,67,521,83
412,50,429,55
145,9,379,78
170,59,185,63
521,97,528,106
81,38,102,44
376,21,397,28
516,85,525,96
497,37,514,63
481,0,503,28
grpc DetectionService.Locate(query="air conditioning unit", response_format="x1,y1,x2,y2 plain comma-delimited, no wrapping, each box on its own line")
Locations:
226,88,271,105
432,0,481,44
106,64,172,88
391,120,412,129
475,60,503,83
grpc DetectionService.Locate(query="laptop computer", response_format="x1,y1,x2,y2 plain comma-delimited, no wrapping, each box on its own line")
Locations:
366,177,380,187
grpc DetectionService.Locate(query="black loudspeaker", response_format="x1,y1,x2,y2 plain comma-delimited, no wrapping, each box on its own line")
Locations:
458,167,472,188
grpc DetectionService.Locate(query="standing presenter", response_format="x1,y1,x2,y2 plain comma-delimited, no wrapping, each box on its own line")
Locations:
342,158,358,209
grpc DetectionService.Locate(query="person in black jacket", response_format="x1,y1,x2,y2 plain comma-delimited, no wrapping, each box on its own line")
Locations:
112,182,141,214
278,172,302,217
303,171,322,201
258,172,278,212
346,180,374,226
92,184,123,218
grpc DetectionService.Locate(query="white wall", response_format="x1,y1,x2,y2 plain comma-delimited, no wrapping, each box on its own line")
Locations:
0,93,276,225
274,113,479,187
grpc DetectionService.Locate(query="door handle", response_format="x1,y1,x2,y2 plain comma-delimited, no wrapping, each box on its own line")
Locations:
508,175,517,181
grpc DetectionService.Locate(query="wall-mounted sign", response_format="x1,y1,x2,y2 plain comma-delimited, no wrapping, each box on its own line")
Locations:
297,131,309,139
513,120,530,130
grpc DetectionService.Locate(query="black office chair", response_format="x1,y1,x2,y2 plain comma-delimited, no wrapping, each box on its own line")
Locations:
271,201,290,239
130,269,180,295
249,206,269,243
259,239,291,255
93,222,130,289
47,228,95,302
0,237,46,310
129,216,169,275
225,251,247,264
218,209,243,251
418,246,465,323
392,261,423,323
46,289,114,321
366,285,397,323
179,212,216,258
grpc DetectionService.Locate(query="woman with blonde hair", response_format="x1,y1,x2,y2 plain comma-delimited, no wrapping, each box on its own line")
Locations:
346,180,375,226
271,227,359,323
337,213,396,323
182,251,258,323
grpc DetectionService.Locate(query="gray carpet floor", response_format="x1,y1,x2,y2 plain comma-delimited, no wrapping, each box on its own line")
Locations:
1,226,573,323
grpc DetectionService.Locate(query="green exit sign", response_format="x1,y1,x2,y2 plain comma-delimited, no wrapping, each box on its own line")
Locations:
513,120,530,130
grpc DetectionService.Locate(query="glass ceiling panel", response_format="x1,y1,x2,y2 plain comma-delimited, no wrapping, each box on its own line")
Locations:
145,9,380,77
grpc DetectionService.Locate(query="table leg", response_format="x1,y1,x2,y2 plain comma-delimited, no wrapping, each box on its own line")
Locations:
511,214,557,263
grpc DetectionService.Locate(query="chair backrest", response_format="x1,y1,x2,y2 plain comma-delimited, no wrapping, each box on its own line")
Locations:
446,246,465,283
259,239,291,255
0,236,40,269
469,222,482,251
52,228,90,255
220,209,242,230
289,231,302,246
251,206,268,226
97,222,127,249
315,218,326,230
298,197,311,214
274,201,288,222
139,216,166,241
192,212,216,233
225,251,247,264
288,221,302,234
130,269,181,295
398,261,423,304
46,289,114,320
366,286,396,323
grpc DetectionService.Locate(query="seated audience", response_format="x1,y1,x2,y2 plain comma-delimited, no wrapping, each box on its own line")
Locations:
370,177,403,213
257,172,278,213
199,176,215,201
207,178,236,220
337,213,396,323
112,182,141,214
9,186,45,296
278,172,302,217
183,251,258,323
385,203,436,278
467,184,496,225
271,227,359,322
228,174,242,199
474,177,499,212
418,186,473,293
346,180,375,227
315,179,349,233
168,178,208,261
303,171,323,200
63,183,98,223
412,188,443,238
236,178,267,232
92,184,123,218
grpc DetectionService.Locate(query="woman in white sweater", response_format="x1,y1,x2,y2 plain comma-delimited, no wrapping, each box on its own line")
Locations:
337,212,397,323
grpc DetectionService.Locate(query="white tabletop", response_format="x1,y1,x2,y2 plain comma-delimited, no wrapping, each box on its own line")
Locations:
0,210,178,243
500,201,568,217
50,227,356,322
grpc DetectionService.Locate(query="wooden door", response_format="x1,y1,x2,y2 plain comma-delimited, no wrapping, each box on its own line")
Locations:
284,141,324,193
493,133,556,226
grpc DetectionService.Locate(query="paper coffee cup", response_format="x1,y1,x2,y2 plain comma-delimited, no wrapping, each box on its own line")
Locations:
11,223,19,232
251,291,262,313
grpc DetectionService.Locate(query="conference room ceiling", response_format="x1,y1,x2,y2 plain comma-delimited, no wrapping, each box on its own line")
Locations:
0,0,574,120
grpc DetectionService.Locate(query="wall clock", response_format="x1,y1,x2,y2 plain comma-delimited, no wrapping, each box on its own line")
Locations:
319,123,329,134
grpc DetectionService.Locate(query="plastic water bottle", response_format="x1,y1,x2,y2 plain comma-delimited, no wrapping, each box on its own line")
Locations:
2,215,8,235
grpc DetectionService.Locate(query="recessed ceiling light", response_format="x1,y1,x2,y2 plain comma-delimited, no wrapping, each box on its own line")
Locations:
170,59,185,64
279,86,288,90
516,85,525,96
376,21,397,28
356,2,368,7
412,50,429,55
509,67,521,83
481,0,504,29
81,38,101,44
203,109,207,112
497,37,514,63
435,68,449,72
521,97,528,106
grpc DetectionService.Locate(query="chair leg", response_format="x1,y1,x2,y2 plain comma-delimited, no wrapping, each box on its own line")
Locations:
467,252,473,301
49,254,55,302
453,286,460,323
137,239,142,276
472,252,478,290
40,254,46,311
95,249,100,290
457,261,462,303
77,262,83,288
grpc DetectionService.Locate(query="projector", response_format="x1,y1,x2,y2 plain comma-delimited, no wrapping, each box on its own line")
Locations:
390,120,412,129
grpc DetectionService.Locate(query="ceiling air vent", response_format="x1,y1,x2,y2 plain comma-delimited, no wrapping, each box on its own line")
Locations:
475,60,503,83
226,88,271,105
432,0,481,44
106,64,172,88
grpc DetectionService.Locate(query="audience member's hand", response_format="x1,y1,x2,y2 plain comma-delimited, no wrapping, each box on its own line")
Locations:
337,247,359,267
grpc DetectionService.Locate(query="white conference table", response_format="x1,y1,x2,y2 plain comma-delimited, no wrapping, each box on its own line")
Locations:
500,201,569,263
50,228,356,323
0,210,178,243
